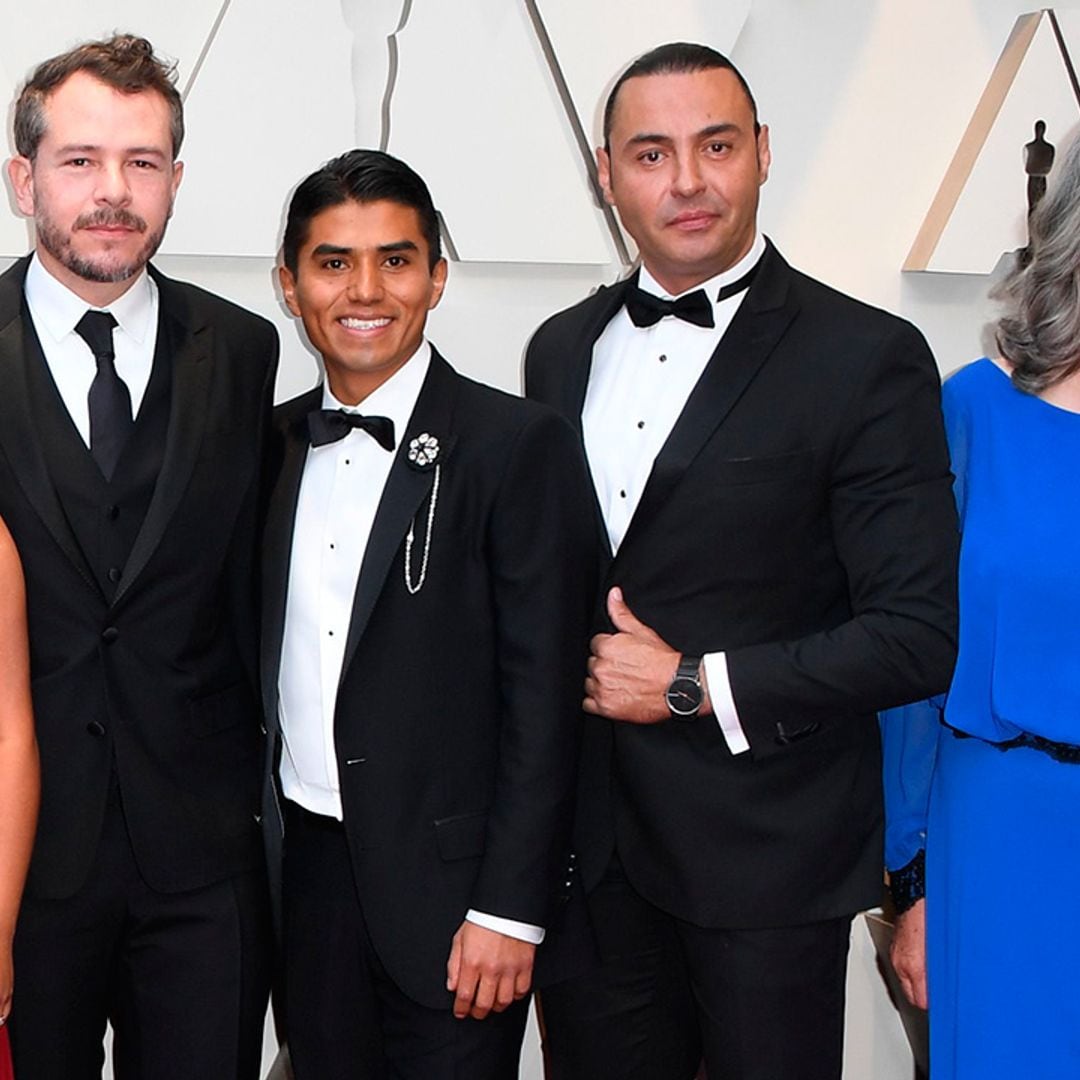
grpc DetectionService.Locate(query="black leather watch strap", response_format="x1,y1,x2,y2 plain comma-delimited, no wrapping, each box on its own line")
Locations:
666,654,703,719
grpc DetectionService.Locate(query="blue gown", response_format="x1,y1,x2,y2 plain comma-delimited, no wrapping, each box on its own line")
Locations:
881,358,1080,1079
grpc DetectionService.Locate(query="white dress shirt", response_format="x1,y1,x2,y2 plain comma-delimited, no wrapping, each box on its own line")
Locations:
583,233,768,755
24,254,159,442
277,342,543,944
278,345,430,817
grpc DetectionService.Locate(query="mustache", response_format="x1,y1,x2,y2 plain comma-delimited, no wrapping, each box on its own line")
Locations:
73,208,147,233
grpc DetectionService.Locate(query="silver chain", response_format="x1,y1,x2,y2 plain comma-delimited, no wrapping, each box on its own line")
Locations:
404,464,440,595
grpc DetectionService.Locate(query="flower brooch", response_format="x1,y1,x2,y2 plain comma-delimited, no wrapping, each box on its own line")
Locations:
407,432,439,470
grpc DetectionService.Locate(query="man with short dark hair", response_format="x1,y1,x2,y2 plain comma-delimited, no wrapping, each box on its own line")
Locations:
527,42,959,1080
1,33,277,1079
262,148,596,1079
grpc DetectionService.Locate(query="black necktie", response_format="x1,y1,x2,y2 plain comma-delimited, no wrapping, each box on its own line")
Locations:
307,408,396,451
75,310,132,479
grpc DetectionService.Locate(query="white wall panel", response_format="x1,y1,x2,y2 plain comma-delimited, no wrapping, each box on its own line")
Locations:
924,12,1078,273
0,0,224,255
535,0,750,144
165,0,355,257
388,1,618,264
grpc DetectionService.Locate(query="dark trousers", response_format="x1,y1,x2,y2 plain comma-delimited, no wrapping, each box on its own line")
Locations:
539,857,852,1080
11,792,272,1080
283,800,529,1080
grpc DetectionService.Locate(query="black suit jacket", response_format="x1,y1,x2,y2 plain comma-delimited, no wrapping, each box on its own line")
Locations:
525,241,959,928
261,351,597,1009
0,255,278,899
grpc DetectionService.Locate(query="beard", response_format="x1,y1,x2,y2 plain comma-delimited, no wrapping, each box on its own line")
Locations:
34,205,168,284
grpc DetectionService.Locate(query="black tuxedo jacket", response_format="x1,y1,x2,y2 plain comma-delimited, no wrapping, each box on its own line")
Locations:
525,241,959,928
261,351,597,1009
0,255,278,899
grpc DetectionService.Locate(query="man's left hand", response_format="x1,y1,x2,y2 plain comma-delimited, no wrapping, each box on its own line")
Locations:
584,587,689,724
446,922,535,1020
891,898,928,1010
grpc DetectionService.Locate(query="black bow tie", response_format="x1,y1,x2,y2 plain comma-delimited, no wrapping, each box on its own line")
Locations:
307,409,395,451
624,261,762,330
625,286,713,329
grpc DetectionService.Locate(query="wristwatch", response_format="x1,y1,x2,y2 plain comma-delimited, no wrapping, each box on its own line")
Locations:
665,655,703,720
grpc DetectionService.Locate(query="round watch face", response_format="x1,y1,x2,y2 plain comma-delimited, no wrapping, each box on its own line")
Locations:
666,676,702,717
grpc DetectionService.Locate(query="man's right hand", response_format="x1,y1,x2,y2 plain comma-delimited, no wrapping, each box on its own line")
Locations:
890,898,928,1010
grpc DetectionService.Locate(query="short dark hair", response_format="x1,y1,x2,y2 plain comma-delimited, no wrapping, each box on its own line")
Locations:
282,149,443,275
603,42,760,148
14,34,184,160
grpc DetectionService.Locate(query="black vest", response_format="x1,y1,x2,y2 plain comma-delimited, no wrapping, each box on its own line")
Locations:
22,308,172,603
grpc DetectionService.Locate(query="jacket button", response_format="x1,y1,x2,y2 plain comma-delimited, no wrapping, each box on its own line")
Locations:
86,720,106,737
107,567,121,583
101,627,119,644
106,505,120,521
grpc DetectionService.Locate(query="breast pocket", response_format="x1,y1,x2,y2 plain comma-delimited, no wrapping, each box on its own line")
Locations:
712,449,815,487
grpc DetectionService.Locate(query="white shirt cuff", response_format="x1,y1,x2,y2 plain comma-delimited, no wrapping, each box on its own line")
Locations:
465,909,545,945
703,652,751,755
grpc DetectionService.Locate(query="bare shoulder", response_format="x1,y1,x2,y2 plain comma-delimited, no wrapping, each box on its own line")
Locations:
0,516,18,564
0,517,25,598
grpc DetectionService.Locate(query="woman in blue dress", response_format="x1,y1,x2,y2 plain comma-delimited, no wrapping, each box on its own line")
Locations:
882,133,1080,1078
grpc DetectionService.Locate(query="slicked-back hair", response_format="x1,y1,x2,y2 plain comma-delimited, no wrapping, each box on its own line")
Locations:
282,149,443,275
14,33,183,161
995,131,1080,393
603,42,760,149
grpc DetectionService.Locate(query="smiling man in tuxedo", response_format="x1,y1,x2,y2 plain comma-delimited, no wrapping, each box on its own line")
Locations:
0,34,277,1080
526,42,959,1080
262,149,595,1079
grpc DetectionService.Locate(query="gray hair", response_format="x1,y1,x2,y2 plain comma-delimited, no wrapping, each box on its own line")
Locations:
994,131,1080,393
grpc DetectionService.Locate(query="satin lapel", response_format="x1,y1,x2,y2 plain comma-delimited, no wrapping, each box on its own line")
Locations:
114,275,212,603
561,279,630,437
338,352,458,684
569,279,632,564
0,260,99,591
614,245,799,564
260,390,321,721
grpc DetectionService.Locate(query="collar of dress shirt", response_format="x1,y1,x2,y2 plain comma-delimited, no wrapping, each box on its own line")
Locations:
318,339,431,442
24,252,157,345
637,231,766,307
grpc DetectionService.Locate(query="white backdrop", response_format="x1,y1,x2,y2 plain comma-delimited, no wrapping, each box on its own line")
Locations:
3,1,1074,1076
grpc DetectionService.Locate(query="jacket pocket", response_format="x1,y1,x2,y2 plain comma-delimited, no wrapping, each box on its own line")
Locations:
433,810,488,861
713,449,814,486
189,683,253,738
